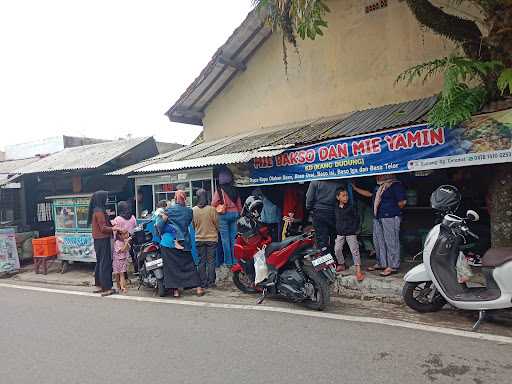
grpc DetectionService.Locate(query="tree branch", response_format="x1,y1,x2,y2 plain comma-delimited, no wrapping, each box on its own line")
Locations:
405,0,484,58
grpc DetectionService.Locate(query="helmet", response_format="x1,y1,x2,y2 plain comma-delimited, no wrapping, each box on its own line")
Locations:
237,215,259,239
243,195,263,218
430,185,461,213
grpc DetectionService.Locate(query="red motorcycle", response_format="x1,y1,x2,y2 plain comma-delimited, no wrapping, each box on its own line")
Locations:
231,197,336,311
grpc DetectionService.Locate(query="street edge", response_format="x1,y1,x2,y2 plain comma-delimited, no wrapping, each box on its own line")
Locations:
1,282,511,345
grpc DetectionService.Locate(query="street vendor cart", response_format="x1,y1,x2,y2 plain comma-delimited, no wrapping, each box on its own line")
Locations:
46,194,117,273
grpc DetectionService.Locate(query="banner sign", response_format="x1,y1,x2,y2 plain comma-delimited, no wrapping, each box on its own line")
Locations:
56,232,96,262
0,228,20,273
234,109,512,186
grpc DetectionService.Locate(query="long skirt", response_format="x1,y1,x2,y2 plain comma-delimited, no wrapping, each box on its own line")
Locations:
94,238,113,290
161,246,200,289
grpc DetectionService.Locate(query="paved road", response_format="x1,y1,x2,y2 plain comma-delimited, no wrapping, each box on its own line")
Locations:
1,286,511,384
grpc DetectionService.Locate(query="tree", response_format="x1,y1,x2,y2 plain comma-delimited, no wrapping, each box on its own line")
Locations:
253,0,512,247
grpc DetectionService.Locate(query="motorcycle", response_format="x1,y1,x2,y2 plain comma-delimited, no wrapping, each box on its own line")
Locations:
231,196,337,311
132,220,166,297
403,185,512,330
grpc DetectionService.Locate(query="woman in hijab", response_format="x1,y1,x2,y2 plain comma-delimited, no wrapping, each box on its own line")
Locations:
159,190,203,297
87,191,117,296
352,174,407,277
212,167,242,266
193,189,218,290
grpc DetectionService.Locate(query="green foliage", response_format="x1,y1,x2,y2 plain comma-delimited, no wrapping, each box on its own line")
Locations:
253,0,330,42
397,56,505,127
498,68,512,95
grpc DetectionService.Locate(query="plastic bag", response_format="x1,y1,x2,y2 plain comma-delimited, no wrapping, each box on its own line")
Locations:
456,252,473,284
254,248,269,285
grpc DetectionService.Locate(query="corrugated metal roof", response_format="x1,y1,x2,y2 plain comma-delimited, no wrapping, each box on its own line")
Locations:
0,157,41,174
320,97,437,140
114,97,438,176
166,9,271,125
16,137,154,174
136,149,285,173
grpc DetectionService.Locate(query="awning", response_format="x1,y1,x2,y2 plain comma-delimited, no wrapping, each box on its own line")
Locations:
135,149,287,173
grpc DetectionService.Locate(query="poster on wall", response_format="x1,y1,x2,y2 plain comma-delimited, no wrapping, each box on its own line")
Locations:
237,109,512,186
0,228,20,273
56,233,96,262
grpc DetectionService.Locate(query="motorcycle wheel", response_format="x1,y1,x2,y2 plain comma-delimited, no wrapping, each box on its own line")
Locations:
157,279,167,297
233,271,257,294
403,281,446,313
301,265,330,311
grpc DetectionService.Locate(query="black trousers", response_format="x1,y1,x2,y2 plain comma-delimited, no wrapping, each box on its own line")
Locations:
312,209,337,258
196,241,217,288
94,238,113,290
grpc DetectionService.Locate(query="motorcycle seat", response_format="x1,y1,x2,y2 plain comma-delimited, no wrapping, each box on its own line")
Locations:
482,247,512,267
265,235,302,257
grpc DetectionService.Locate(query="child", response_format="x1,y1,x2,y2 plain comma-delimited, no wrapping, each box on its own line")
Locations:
334,187,365,281
156,210,184,250
113,230,131,293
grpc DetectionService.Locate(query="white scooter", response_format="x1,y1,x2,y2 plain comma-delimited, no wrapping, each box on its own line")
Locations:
403,185,512,330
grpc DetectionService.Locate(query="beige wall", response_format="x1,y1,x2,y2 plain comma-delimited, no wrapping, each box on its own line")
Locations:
203,0,461,141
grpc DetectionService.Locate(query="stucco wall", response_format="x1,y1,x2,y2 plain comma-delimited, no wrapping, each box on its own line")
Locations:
203,0,460,141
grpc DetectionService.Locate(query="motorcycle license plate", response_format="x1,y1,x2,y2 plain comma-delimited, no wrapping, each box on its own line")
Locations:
312,253,335,271
145,258,163,271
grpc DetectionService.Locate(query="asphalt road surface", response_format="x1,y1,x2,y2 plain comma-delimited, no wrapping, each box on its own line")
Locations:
1,286,511,384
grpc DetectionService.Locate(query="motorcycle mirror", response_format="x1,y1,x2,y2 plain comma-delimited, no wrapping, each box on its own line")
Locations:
466,210,480,222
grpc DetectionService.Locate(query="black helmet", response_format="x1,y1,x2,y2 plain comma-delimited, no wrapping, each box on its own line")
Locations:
430,185,461,213
237,215,259,239
243,195,263,218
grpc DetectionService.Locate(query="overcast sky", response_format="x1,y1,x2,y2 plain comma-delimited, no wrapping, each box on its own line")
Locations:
0,0,253,150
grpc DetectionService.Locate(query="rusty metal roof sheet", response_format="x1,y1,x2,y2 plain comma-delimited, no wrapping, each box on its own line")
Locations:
16,137,155,174
0,157,41,174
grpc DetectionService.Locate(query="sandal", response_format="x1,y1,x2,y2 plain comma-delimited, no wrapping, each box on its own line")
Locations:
93,288,103,294
173,289,180,298
101,289,116,297
367,264,385,272
196,288,205,297
379,268,399,277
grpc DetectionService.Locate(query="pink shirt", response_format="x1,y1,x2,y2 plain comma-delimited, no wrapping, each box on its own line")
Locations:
212,190,242,213
111,215,137,234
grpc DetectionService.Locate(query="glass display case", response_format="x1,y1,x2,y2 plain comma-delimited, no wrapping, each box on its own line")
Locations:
47,194,117,269
134,169,214,219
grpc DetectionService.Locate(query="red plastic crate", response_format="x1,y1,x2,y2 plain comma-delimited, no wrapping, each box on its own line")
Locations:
32,236,57,257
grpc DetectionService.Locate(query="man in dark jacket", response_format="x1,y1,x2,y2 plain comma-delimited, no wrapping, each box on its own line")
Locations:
306,180,342,257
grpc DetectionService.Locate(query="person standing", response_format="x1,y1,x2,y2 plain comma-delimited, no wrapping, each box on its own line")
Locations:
193,189,219,289
212,168,242,266
159,190,203,297
88,191,116,296
111,201,137,280
334,187,364,281
352,175,407,277
306,180,341,257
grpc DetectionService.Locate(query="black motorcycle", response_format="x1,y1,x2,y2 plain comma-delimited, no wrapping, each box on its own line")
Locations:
132,221,165,297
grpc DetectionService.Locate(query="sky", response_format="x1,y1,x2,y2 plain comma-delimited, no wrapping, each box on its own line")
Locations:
0,0,254,150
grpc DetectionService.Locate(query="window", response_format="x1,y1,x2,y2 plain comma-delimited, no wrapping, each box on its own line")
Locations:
55,206,76,229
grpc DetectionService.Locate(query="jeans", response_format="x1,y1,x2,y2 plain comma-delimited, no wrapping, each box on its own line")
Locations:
218,211,239,266
197,241,217,288
373,217,401,269
312,209,337,256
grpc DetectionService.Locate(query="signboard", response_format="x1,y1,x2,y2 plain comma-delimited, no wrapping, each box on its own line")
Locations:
0,228,20,273
56,232,96,262
236,109,512,186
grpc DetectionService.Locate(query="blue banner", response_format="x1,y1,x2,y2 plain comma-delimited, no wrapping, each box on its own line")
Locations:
238,109,512,186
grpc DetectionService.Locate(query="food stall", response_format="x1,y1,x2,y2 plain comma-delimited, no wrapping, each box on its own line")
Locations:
134,168,214,219
46,194,117,272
